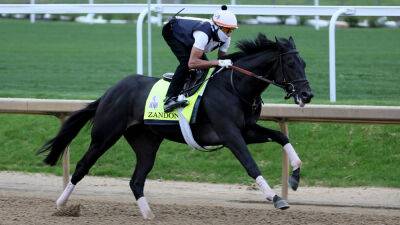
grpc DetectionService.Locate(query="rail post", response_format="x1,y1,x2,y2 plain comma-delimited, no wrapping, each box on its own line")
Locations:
329,7,355,102
136,7,150,75
58,114,70,189
279,120,289,200
30,0,35,23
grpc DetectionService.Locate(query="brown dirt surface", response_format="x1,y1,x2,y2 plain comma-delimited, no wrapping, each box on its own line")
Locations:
52,204,81,217
1,171,400,225
1,194,400,225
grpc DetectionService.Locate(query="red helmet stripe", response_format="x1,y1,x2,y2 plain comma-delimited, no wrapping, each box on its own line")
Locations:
213,19,238,28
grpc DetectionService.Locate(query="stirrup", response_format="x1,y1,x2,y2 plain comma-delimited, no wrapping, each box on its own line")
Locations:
162,72,174,82
164,99,189,113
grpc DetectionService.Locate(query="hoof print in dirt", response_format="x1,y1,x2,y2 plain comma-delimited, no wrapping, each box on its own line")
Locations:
52,204,81,217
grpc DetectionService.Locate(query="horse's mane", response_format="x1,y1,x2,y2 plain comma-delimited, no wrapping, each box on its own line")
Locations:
222,33,289,62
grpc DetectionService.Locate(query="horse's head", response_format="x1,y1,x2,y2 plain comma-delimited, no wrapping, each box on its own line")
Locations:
273,36,313,107
230,34,313,107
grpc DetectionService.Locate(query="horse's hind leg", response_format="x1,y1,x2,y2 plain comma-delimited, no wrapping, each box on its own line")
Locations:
244,124,302,190
124,125,162,219
56,116,126,209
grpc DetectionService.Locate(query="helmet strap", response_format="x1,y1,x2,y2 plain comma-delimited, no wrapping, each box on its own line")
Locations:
216,29,229,43
210,23,221,42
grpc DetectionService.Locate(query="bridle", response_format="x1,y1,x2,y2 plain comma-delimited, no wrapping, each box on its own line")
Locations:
229,50,308,100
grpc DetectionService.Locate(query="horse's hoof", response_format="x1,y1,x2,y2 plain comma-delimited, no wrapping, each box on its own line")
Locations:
142,210,155,220
137,197,155,220
288,168,300,191
288,176,299,191
56,181,75,210
273,195,290,210
56,202,66,210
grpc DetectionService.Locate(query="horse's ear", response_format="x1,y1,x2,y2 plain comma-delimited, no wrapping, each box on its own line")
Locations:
289,36,296,49
275,36,284,49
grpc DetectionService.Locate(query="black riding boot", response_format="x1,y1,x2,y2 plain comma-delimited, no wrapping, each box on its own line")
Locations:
164,96,189,113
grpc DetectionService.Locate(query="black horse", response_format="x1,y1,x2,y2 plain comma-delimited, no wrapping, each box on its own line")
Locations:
39,34,313,219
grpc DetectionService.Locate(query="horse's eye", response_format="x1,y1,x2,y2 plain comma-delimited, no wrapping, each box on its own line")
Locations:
287,61,295,68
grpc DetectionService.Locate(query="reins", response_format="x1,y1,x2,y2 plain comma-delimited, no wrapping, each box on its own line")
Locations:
182,50,307,104
228,50,304,101
229,65,285,90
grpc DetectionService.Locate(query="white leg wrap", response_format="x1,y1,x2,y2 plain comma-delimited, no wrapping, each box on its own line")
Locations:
256,176,276,201
283,143,302,171
56,181,75,209
137,197,155,220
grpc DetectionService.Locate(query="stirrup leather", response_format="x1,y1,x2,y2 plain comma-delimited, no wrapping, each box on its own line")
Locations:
164,98,189,112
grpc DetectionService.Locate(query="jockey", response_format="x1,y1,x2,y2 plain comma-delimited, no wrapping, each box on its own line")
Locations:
162,5,238,112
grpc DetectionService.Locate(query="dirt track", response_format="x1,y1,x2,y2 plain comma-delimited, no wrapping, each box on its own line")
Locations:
1,172,400,225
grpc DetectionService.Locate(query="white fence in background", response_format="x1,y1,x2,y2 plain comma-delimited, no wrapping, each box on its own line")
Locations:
1,4,400,102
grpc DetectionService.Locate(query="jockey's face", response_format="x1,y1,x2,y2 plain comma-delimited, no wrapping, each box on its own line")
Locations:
219,26,235,36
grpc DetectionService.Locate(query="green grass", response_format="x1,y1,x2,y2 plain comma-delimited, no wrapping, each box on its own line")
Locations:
0,19,399,187
1,20,399,104
1,116,399,187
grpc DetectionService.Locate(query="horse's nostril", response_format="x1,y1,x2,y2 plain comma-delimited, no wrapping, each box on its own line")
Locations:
301,92,309,98
300,91,313,103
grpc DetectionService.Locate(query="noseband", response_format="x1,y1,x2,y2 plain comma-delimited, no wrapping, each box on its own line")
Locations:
229,50,308,99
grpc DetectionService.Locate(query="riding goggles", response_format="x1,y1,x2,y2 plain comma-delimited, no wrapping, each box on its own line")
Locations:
219,26,235,34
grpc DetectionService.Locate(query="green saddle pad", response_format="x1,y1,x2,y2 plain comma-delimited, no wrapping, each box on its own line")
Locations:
143,70,212,125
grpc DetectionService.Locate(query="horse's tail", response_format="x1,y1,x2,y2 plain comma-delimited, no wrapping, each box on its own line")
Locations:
37,99,100,166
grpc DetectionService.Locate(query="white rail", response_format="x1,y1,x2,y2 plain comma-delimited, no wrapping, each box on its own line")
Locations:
2,4,400,16
1,98,399,199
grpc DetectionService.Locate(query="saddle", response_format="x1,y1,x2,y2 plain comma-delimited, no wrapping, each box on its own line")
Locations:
144,69,213,125
162,69,209,97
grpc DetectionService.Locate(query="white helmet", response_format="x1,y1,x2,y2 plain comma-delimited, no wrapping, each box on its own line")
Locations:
212,5,238,29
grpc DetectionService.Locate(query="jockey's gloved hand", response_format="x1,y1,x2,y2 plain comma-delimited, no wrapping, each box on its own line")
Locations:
218,59,232,68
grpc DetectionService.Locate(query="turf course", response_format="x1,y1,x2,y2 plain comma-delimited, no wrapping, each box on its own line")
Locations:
0,19,399,187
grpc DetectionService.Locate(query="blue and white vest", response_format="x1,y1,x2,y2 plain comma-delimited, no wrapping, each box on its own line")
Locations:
170,17,225,51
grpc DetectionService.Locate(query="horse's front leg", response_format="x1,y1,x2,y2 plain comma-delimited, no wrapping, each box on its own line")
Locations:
244,124,302,191
203,91,289,209
206,119,289,209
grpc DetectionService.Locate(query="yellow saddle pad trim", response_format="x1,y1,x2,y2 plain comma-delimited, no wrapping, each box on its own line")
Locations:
143,71,212,124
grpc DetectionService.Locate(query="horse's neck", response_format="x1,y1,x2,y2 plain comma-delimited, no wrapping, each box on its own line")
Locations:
234,72,268,101
232,54,276,103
